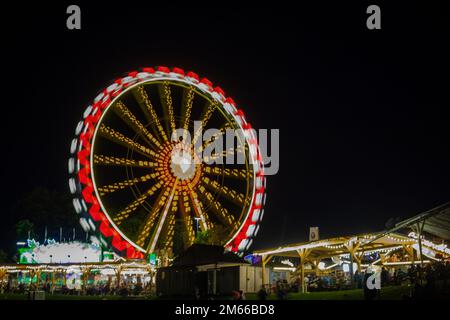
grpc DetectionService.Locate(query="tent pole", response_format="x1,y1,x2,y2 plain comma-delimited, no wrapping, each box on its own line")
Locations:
416,221,425,285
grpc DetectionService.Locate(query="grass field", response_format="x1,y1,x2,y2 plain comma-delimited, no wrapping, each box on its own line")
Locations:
246,285,413,300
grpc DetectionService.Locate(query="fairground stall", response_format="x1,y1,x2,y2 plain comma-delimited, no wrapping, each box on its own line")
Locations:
0,239,156,295
251,202,450,294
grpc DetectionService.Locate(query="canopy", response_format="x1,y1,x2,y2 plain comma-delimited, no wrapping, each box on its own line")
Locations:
369,202,450,242
253,232,414,260
396,202,450,240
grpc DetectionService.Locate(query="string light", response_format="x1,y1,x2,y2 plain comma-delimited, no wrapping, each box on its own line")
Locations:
385,234,413,243
409,232,450,255
324,244,345,249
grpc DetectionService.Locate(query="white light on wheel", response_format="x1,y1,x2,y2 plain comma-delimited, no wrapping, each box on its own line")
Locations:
69,178,77,194
246,224,256,237
72,198,82,214
68,158,75,174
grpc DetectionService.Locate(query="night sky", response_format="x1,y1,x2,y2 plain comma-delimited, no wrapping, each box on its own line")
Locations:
1,2,448,251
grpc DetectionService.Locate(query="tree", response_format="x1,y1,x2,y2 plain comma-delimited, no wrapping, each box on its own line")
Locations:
11,187,80,240
0,249,9,263
385,217,402,229
16,219,35,240
172,219,186,256
194,230,210,244
208,225,230,246
194,225,230,246
13,187,77,227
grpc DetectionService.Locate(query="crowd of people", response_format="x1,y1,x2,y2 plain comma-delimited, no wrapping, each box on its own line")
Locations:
254,260,450,300
256,280,296,300
405,261,450,298
2,260,449,299
0,279,155,297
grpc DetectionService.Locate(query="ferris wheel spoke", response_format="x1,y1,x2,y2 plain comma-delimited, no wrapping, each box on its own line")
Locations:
94,155,157,168
135,188,170,247
180,192,195,246
112,101,162,150
186,188,211,231
203,166,249,180
161,210,176,251
98,124,157,160
192,101,218,146
97,173,159,196
180,86,195,134
158,82,176,137
112,182,163,226
147,180,179,253
197,185,235,226
202,145,246,164
158,197,178,250
180,199,196,247
200,178,245,207
196,123,233,154
132,86,168,143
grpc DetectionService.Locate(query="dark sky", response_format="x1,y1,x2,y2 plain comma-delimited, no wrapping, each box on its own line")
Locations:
1,2,448,251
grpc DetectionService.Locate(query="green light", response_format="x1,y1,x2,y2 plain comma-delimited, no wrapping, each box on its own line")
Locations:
149,253,157,265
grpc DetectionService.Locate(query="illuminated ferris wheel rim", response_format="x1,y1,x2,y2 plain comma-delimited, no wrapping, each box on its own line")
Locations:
70,66,266,258
91,76,258,253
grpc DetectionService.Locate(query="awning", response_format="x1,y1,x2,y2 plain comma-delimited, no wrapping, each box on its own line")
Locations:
370,202,450,242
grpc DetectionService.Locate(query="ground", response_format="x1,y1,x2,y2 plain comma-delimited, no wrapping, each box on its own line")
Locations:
0,293,154,300
246,285,412,300
0,286,412,300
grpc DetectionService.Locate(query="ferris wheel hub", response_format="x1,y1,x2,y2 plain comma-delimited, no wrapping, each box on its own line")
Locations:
170,146,197,180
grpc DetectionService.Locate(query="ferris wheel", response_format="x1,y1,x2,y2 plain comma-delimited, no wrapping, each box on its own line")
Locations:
68,67,266,259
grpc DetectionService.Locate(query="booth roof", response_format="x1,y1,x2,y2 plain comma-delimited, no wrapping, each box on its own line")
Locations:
170,244,248,268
